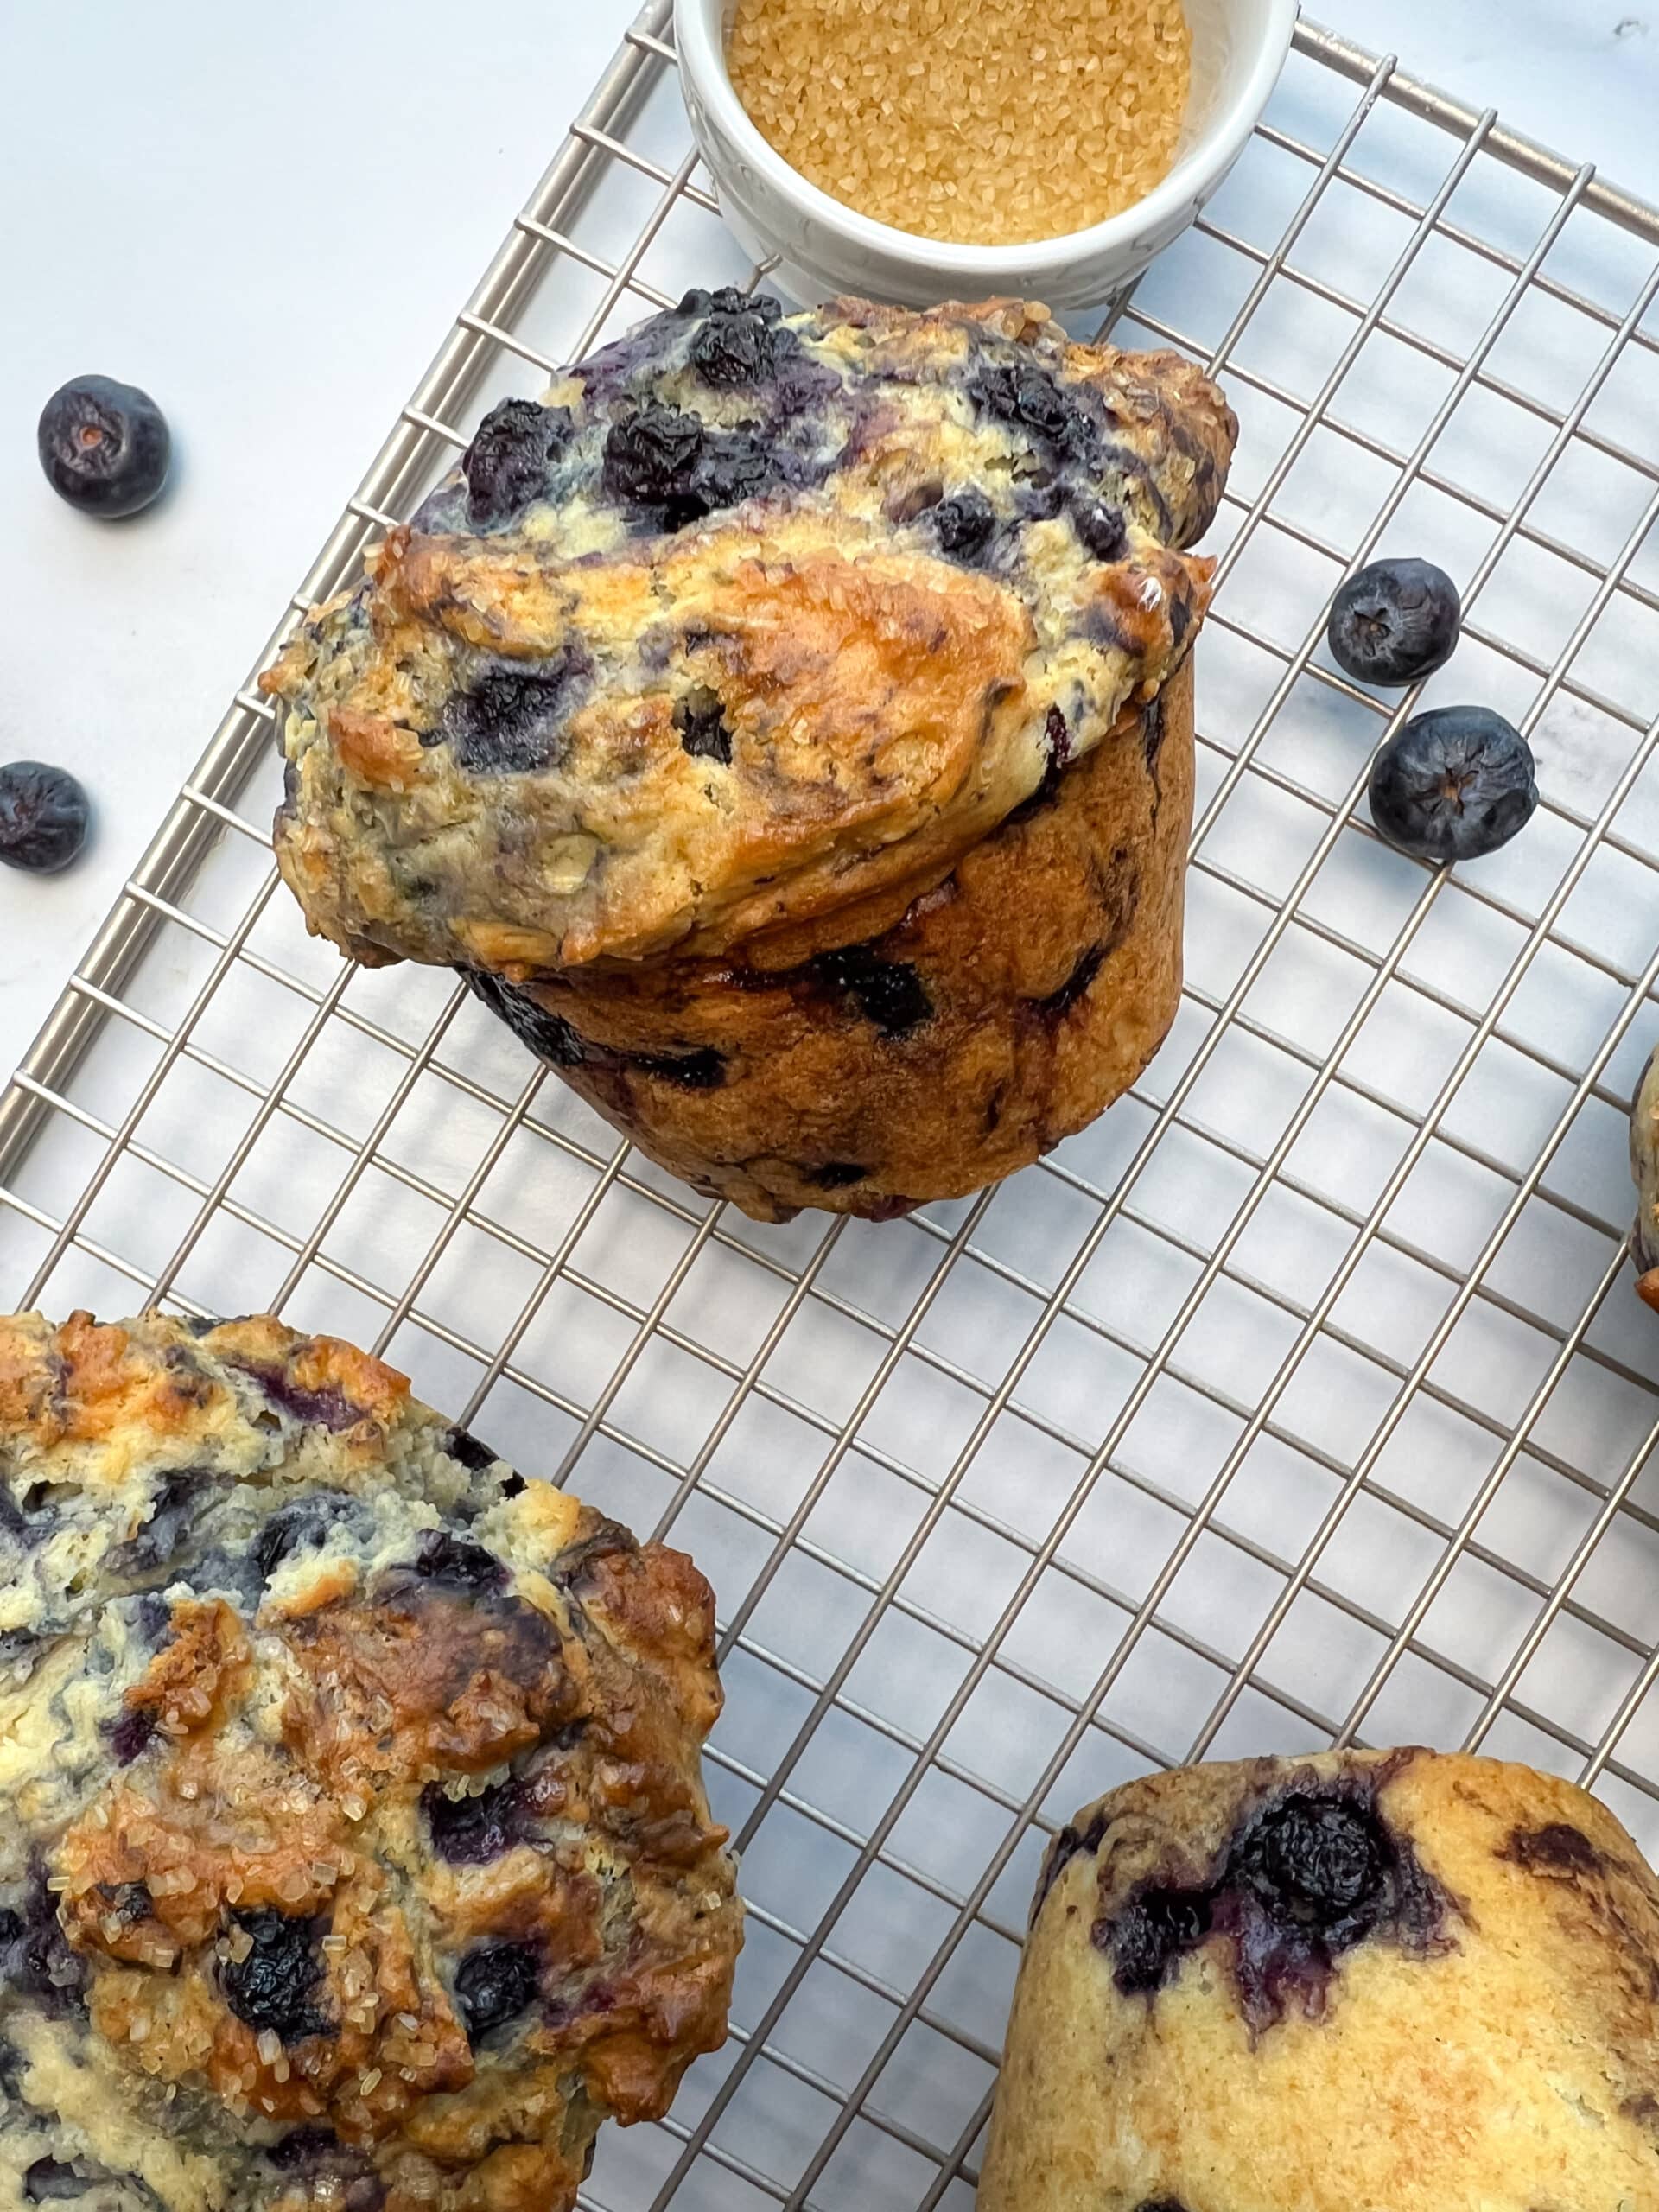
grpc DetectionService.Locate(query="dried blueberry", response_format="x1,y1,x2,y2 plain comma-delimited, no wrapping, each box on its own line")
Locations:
3,1873,87,2012
1071,496,1128,563
551,1518,639,1587
1009,704,1072,823
415,1531,505,1592
809,944,932,1036
238,1363,364,1433
679,286,780,323
439,657,585,776
1103,1886,1211,1994
691,427,775,515
454,1939,540,2041
108,1706,156,1765
222,1910,329,2042
603,404,779,527
1234,1796,1389,1926
1369,707,1537,864
423,1778,526,1865
119,1469,202,1573
463,969,586,1071
603,404,706,509
674,685,734,764
0,763,91,874
626,1046,726,1089
972,362,1098,467
1503,1821,1603,1878
23,2160,121,2202
690,302,786,387
1031,944,1107,1021
804,1163,869,1190
267,2130,342,2172
254,1491,365,1583
1328,558,1461,688
461,398,572,530
265,2133,382,2209
37,375,170,518
931,488,996,563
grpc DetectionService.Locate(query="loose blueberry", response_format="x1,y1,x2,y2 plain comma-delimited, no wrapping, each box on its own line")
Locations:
1369,707,1537,864
222,1909,329,2042
1328,558,1461,687
37,376,170,518
0,763,90,874
461,398,572,530
454,1939,540,2041
931,489,996,563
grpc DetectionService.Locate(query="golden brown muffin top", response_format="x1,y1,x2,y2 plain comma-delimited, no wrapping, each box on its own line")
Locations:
0,1311,740,2212
263,293,1234,973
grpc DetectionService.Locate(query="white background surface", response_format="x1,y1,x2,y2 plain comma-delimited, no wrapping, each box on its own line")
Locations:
0,0,1656,1064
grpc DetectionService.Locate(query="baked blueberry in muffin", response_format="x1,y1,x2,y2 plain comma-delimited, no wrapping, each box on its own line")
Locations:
0,1311,740,2211
262,292,1235,1219
981,1750,1659,2210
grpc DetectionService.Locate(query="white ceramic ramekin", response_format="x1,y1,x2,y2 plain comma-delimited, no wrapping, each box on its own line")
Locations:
675,0,1300,310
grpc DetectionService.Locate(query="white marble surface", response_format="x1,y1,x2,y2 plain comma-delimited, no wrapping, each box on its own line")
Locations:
0,0,1654,1067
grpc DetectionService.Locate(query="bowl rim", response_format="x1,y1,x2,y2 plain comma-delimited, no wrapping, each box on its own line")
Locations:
673,0,1301,276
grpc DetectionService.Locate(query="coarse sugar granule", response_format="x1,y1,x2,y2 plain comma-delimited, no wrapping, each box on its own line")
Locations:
727,0,1191,245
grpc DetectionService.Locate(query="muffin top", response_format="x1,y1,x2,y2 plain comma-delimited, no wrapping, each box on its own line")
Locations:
981,1748,1659,2211
0,1310,739,2212
263,293,1235,975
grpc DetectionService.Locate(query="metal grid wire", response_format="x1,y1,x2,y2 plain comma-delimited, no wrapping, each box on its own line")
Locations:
6,9,1659,2206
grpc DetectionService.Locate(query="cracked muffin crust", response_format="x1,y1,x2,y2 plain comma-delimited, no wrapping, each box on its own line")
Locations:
0,1311,740,2212
263,293,1233,974
469,657,1193,1222
978,1749,1659,2211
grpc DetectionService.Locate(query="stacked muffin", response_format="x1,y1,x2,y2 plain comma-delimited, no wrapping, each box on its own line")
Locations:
264,292,1236,1220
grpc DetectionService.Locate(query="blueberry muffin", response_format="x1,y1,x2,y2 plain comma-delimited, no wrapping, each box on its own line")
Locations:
979,1750,1659,2211
469,657,1192,1221
1631,1039,1659,1309
0,1310,740,2212
262,291,1234,1218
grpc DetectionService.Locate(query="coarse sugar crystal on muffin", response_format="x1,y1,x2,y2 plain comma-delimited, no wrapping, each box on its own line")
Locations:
0,1309,741,2212
727,0,1192,245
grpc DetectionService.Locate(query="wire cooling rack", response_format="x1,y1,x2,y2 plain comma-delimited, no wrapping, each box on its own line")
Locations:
7,8,1659,2205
